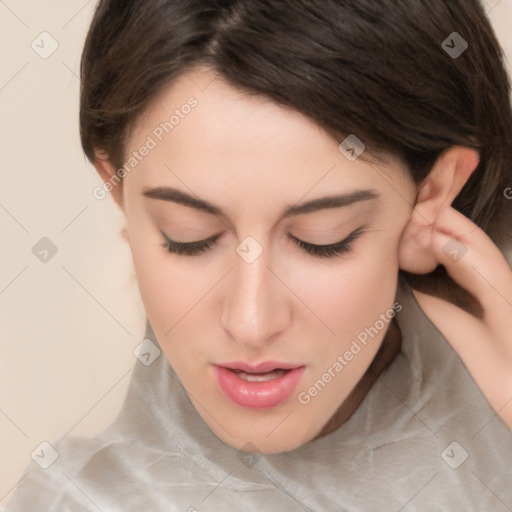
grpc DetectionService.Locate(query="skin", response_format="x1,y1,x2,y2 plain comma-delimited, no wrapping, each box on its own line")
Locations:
401,203,512,428
94,67,509,454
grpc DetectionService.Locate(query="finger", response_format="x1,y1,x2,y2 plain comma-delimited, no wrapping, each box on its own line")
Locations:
423,207,512,324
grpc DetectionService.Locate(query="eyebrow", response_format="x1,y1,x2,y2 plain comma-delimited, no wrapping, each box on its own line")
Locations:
142,186,380,220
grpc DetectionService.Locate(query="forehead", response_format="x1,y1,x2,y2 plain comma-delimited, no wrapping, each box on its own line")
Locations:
131,67,337,159
124,67,410,212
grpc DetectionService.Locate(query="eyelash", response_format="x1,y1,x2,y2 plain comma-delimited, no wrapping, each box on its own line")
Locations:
161,227,365,259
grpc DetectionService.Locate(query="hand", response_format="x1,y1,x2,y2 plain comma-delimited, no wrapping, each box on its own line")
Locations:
407,205,512,428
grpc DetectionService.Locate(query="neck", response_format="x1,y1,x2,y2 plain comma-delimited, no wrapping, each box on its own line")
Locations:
312,317,402,440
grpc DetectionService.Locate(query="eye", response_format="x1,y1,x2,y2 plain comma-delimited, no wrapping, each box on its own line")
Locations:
160,231,220,256
161,227,365,258
289,227,364,258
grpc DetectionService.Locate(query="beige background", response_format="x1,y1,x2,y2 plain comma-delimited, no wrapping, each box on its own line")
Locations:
1,0,512,507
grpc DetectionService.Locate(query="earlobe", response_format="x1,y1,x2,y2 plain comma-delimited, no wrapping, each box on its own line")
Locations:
398,146,479,275
398,212,439,274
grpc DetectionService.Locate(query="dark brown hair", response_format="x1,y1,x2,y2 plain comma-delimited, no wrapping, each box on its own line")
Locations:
80,0,512,308
79,0,512,426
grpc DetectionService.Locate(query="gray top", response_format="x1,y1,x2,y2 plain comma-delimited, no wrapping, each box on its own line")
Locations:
4,274,512,511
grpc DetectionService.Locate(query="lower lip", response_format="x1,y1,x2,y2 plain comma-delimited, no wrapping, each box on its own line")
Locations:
213,365,306,409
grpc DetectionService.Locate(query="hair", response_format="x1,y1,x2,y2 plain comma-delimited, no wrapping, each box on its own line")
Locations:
79,0,512,383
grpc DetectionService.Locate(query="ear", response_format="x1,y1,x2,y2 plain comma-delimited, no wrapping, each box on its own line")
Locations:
398,146,480,274
92,150,124,210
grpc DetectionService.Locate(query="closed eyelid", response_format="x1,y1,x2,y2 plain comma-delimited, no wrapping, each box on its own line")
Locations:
289,226,364,245
160,227,360,246
160,226,366,259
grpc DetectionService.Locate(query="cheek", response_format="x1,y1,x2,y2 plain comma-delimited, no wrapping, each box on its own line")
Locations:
127,229,202,340
300,230,402,332
131,252,215,381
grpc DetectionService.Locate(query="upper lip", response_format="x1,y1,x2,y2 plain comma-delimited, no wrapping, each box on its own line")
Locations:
215,361,304,373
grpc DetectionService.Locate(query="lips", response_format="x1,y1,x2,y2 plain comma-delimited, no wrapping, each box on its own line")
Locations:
213,361,306,409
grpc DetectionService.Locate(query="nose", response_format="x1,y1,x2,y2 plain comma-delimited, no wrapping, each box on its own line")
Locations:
220,245,291,349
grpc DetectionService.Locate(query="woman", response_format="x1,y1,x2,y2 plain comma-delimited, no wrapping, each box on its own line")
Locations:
5,0,512,510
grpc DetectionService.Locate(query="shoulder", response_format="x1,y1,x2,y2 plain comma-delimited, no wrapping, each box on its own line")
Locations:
4,435,114,512
410,287,485,355
4,465,83,512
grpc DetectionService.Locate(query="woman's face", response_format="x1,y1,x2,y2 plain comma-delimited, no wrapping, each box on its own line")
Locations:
118,67,416,453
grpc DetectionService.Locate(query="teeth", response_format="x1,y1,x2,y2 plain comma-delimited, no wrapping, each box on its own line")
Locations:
234,369,287,382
